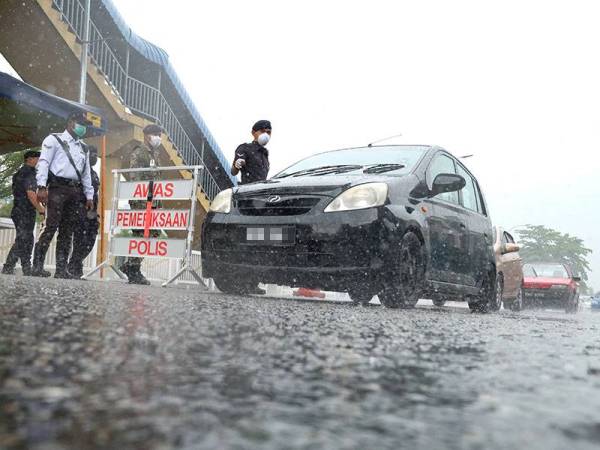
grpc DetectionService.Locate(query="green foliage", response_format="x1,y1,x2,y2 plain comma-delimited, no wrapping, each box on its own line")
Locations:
516,224,593,289
0,151,25,200
0,200,12,218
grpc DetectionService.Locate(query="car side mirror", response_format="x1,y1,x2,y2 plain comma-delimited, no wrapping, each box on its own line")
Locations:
430,173,466,197
501,243,521,254
573,276,581,282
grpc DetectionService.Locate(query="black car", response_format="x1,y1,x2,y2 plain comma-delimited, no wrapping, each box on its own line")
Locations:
201,145,497,311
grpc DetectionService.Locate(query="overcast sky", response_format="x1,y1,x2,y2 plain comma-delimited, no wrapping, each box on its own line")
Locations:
3,0,599,288
111,0,599,288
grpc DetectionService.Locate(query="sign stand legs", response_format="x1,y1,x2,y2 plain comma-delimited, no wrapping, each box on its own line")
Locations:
83,260,127,280
162,264,206,288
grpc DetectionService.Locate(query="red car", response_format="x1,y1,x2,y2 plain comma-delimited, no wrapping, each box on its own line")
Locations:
522,262,580,313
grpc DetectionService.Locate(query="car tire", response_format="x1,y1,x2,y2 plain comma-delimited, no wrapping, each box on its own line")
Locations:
213,274,256,295
565,293,579,314
489,275,503,312
348,290,373,306
379,232,425,309
506,286,523,312
468,270,496,313
432,299,446,307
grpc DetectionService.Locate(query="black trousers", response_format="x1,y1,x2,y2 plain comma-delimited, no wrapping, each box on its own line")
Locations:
4,210,36,270
68,216,99,276
33,184,86,272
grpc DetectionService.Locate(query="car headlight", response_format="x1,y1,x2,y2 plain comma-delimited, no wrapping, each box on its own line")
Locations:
209,188,232,213
324,183,388,213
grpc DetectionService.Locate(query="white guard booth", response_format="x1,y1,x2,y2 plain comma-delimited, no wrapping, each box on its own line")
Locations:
84,165,205,287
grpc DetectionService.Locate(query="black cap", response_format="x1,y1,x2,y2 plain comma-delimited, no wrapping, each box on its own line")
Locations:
252,120,272,132
143,124,163,135
24,150,41,160
68,111,93,125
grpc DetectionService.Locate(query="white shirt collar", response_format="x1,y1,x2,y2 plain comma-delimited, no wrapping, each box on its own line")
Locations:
61,129,80,144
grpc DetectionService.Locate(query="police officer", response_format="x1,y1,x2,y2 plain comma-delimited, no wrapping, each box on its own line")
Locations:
119,123,163,285
67,145,100,279
32,112,95,278
231,120,271,184
1,150,45,275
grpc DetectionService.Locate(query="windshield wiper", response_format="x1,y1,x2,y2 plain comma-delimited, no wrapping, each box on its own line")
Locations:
275,164,363,178
363,163,406,174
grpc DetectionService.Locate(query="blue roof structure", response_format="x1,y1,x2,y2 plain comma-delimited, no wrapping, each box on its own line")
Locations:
0,71,106,154
99,0,235,184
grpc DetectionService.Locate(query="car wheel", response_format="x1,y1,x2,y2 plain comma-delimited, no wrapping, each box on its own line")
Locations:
565,293,579,314
213,274,256,295
468,270,496,313
506,286,523,312
379,232,424,309
489,275,503,312
432,299,446,307
348,290,373,306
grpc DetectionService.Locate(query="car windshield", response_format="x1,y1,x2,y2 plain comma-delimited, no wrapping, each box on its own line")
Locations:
273,145,428,178
523,263,569,278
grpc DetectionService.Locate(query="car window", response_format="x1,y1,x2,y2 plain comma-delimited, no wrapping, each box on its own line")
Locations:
524,263,569,278
427,153,459,204
501,232,509,245
456,163,479,212
274,145,428,178
504,232,515,244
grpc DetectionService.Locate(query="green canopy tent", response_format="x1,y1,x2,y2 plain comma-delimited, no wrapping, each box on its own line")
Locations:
0,71,107,154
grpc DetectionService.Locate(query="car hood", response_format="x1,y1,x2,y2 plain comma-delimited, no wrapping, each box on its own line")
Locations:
233,173,398,198
523,277,572,288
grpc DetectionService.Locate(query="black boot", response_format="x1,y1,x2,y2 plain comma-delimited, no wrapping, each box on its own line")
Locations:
1,265,15,275
30,266,51,277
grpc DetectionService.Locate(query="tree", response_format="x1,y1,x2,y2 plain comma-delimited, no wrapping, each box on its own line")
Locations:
516,224,593,291
0,151,25,200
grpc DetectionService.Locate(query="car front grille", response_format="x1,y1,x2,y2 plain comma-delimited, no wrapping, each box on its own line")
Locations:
235,196,322,216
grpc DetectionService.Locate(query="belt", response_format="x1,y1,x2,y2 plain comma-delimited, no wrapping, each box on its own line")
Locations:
49,176,81,188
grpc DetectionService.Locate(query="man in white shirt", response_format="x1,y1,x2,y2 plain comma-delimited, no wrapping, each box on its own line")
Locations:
32,112,95,278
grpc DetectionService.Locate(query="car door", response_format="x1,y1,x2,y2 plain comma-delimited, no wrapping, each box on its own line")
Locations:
424,152,471,285
500,231,522,299
455,162,493,287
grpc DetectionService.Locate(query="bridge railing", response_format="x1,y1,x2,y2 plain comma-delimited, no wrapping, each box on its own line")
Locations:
51,0,222,201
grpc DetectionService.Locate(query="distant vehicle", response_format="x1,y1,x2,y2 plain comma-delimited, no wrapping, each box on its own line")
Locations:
202,145,498,312
493,227,523,311
522,262,580,313
591,293,600,310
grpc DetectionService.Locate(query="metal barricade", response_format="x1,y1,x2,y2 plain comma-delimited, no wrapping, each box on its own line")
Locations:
84,165,205,287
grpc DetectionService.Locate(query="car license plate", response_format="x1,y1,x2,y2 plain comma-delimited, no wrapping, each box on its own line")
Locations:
246,226,295,245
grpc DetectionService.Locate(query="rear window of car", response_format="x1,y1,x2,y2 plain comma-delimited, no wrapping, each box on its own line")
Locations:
274,145,428,178
523,264,569,278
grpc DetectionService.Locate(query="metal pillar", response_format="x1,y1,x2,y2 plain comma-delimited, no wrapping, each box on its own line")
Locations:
78,0,91,104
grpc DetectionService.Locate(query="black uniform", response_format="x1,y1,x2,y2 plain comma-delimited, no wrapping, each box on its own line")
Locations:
233,142,270,184
3,165,38,274
67,168,100,277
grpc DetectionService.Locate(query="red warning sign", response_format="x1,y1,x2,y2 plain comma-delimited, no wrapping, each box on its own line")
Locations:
118,180,193,200
111,238,186,259
115,210,189,230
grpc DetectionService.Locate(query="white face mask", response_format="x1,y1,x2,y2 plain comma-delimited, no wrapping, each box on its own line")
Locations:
257,132,270,146
149,135,162,148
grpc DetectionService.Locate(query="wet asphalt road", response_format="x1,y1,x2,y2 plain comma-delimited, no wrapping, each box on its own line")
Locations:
1,276,600,450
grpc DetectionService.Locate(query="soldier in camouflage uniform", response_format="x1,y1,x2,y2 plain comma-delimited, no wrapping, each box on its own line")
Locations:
119,124,163,285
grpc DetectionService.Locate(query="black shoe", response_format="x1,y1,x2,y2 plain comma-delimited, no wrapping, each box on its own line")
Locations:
21,267,32,276
119,265,131,277
128,274,151,285
248,286,266,295
54,270,74,279
1,265,15,275
31,268,51,278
